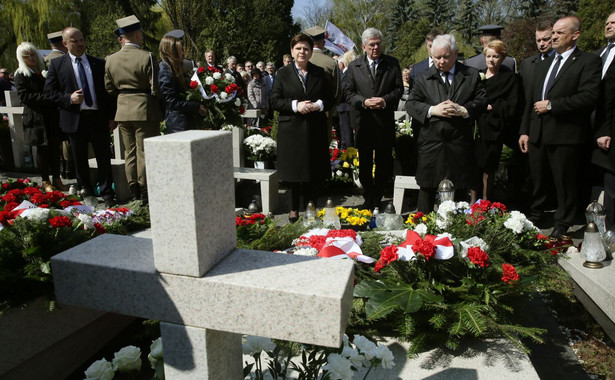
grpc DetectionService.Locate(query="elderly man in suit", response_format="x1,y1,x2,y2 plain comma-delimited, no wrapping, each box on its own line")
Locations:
519,16,602,238
44,27,116,206
345,28,403,210
406,34,487,212
105,15,162,204
592,11,615,227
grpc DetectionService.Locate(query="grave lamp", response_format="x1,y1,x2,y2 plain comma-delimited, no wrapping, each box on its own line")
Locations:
438,178,455,203
580,222,606,269
375,202,404,230
243,199,260,217
584,201,606,234
323,198,341,230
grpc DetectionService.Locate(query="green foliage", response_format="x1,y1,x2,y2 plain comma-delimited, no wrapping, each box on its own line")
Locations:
577,0,613,53
393,18,432,67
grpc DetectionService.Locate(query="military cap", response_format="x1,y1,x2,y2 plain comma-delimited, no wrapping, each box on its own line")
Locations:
116,15,142,35
477,25,504,37
164,29,185,39
304,26,326,41
47,31,63,43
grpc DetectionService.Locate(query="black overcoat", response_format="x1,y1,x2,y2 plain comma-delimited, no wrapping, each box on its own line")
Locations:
406,63,487,188
270,62,334,182
14,71,59,146
592,47,615,172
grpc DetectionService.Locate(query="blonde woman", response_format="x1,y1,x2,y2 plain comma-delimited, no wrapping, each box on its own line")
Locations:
14,42,66,192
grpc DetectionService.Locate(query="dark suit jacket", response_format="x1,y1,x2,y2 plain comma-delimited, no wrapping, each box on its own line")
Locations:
44,54,116,134
518,53,542,104
591,46,615,172
344,54,403,149
410,58,430,90
270,62,334,182
406,63,487,187
520,48,601,145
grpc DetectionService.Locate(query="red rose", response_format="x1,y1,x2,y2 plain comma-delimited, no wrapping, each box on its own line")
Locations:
501,263,520,284
466,246,489,267
413,239,435,260
190,81,199,89
49,216,72,228
1,183,8,189
210,84,219,93
197,66,205,74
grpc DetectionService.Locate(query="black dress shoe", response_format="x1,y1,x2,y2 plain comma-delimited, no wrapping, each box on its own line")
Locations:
550,226,568,239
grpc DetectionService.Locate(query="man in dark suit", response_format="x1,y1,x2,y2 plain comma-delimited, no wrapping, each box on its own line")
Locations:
410,30,441,87
519,20,555,102
44,27,116,206
591,11,615,227
344,28,403,210
519,16,602,237
406,34,487,212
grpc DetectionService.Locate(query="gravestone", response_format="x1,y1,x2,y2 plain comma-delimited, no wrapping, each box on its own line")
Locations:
51,130,354,379
0,91,26,168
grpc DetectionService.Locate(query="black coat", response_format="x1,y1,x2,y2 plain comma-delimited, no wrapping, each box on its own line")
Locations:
344,54,403,149
14,71,59,146
591,46,615,172
158,61,200,133
406,63,488,188
270,62,334,183
477,67,522,144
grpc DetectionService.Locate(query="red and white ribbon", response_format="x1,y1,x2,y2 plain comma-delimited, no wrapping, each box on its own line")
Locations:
397,230,454,261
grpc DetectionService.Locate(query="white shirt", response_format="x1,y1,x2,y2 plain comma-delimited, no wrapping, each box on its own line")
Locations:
601,42,615,79
542,47,576,100
68,52,98,110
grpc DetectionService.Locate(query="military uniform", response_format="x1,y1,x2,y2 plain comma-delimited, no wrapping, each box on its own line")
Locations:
104,15,162,201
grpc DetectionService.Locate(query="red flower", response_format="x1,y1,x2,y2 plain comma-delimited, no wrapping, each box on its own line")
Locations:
49,216,72,228
239,106,245,114
190,81,199,89
4,202,19,212
467,246,489,267
326,229,357,240
501,263,520,284
197,66,205,74
225,83,238,93
413,239,436,260
1,183,8,189
210,84,219,93
491,202,507,212
0,210,13,226
536,233,548,241
2,193,17,203
94,223,106,234
374,245,398,272
207,66,215,72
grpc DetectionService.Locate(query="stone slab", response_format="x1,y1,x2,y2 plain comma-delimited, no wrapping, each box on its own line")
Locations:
51,234,355,347
144,131,237,277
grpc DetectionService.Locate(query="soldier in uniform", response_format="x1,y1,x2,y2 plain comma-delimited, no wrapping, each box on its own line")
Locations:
105,15,162,204
304,25,342,103
44,31,67,65
465,25,517,72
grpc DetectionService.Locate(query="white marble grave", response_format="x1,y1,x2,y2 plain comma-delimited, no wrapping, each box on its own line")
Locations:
51,130,354,379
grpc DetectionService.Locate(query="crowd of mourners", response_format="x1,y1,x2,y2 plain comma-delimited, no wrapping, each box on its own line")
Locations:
0,12,614,239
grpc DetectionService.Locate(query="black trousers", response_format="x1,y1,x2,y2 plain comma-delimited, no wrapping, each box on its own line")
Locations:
528,141,581,229
358,146,393,206
69,111,115,200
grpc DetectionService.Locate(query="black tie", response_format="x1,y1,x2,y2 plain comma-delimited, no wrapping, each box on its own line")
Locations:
370,60,377,78
543,54,561,99
75,57,93,107
442,71,451,93
602,43,614,67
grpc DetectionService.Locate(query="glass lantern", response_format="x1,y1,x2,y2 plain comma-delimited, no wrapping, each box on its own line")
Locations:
438,178,455,203
376,202,404,230
323,198,341,230
581,222,607,268
243,199,260,217
585,201,606,234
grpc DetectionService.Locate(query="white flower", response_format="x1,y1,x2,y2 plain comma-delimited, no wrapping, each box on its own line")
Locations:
414,223,428,236
213,72,222,80
459,236,488,258
566,246,579,254
336,170,344,177
504,211,527,234
84,358,115,380
438,200,456,217
323,353,353,380
225,73,234,81
456,201,470,210
373,344,395,368
220,91,228,99
352,334,377,360
25,208,50,222
112,345,142,372
344,172,349,178
147,337,163,369
341,346,365,367
242,335,276,355
205,76,214,85
78,213,94,230
293,247,318,256
42,70,48,78
436,217,450,230
235,98,242,106
439,232,453,239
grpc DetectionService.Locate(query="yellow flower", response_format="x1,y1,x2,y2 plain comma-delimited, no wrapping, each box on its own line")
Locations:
422,216,427,222
347,147,358,157
353,158,359,167
341,212,349,219
342,162,350,168
405,215,415,224
317,209,325,218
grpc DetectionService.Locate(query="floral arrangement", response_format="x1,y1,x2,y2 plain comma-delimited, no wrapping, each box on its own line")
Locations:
317,206,372,227
395,119,413,138
329,134,359,185
243,134,277,162
243,334,394,380
236,213,275,249
187,66,249,130
353,200,560,354
84,338,163,380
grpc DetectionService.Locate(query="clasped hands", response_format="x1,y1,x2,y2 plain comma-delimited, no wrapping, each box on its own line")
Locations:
431,100,468,118
364,97,385,110
597,136,611,151
297,100,320,114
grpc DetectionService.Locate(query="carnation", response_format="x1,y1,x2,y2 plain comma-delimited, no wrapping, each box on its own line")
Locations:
213,72,222,79
225,73,234,81
353,334,377,360
220,91,228,99
24,208,50,222
414,223,428,236
438,200,457,217
373,344,395,369
78,213,94,230
323,353,353,380
293,247,318,256
242,335,276,355
341,346,365,367
205,76,214,85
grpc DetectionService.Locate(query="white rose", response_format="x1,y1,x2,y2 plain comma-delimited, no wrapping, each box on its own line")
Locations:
148,337,163,369
84,358,115,380
235,98,241,106
112,345,142,372
25,208,50,222
78,213,94,230
213,72,222,79
220,91,228,99
205,76,214,85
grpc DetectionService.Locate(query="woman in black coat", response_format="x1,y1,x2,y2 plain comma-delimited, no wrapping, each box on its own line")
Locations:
474,40,521,200
14,42,66,192
270,33,334,222
158,32,205,134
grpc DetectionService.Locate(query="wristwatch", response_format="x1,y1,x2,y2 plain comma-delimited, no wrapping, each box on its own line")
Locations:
546,101,552,111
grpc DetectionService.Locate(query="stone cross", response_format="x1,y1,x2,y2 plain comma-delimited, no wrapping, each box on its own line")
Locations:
0,91,26,168
51,131,355,379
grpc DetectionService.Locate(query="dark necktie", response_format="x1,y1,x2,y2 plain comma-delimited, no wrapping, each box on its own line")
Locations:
442,71,451,93
370,60,377,78
543,54,562,99
602,43,614,67
541,53,548,61
75,57,93,107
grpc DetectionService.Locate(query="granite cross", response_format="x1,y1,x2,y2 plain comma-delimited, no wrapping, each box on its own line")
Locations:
51,130,355,379
0,91,27,168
